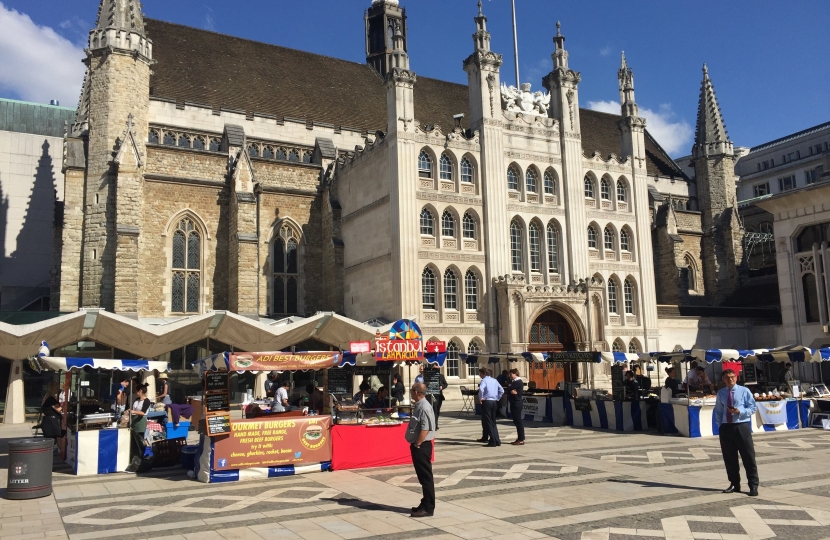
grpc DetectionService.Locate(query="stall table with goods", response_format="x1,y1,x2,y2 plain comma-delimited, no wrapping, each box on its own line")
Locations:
192,346,443,483
30,346,172,475
645,347,826,437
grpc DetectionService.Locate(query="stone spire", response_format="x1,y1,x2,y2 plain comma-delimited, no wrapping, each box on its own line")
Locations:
552,21,568,70
88,0,152,58
618,51,638,118
472,0,491,52
692,64,733,158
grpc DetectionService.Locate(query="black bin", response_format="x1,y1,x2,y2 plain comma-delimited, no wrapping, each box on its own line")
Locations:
5,438,53,499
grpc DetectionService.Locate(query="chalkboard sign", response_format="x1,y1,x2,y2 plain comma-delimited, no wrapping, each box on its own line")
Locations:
206,413,231,436
328,367,352,395
574,398,593,411
205,372,229,393
611,364,625,401
424,366,441,395
742,362,757,384
205,392,230,413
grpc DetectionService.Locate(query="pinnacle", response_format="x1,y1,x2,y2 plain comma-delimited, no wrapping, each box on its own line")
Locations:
95,0,146,34
621,51,627,69
693,63,732,153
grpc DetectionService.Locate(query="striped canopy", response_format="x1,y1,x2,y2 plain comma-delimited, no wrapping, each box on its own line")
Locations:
35,357,171,372
338,351,446,367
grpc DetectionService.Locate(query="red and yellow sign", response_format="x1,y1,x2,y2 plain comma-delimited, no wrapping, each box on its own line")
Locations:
375,338,424,360
212,416,332,470
229,352,340,372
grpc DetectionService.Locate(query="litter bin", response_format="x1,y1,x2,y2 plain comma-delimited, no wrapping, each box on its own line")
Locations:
5,438,53,499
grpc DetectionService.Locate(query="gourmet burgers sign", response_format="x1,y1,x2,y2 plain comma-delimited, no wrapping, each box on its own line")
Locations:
212,416,332,470
375,319,424,361
228,352,341,372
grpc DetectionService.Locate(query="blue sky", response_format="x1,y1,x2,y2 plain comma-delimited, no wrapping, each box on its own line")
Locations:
1,0,828,157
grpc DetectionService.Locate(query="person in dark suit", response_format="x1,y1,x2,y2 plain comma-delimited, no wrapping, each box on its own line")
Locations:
624,370,640,402
476,368,503,446
431,372,449,430
507,369,525,445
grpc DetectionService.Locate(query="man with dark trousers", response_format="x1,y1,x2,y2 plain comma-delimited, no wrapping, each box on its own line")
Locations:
714,369,759,496
507,368,525,445
476,367,503,446
431,372,449,430
406,383,436,517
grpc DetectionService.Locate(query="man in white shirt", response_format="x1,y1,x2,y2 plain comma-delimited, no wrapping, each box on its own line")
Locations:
272,380,291,412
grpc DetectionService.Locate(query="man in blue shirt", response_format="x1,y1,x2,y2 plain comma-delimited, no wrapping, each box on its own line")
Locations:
714,369,759,496
476,367,503,447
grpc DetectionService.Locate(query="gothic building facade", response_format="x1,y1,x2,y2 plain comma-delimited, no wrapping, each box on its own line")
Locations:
46,0,772,389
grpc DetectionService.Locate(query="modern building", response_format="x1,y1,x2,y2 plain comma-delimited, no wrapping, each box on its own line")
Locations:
1,0,783,421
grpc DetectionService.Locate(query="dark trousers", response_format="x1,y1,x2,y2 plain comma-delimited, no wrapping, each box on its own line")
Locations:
409,442,435,512
719,422,759,488
510,400,525,441
431,396,443,428
481,400,500,445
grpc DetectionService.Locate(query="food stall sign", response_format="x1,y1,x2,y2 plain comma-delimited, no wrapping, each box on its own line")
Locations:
204,372,229,393
229,352,340,372
425,341,446,353
375,319,423,360
349,341,371,353
205,392,230,413
206,413,231,436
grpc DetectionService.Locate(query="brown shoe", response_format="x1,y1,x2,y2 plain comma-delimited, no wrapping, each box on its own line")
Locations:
410,509,434,517
511,440,525,445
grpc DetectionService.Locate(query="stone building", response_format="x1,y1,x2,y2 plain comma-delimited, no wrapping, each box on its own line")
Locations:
1,0,782,419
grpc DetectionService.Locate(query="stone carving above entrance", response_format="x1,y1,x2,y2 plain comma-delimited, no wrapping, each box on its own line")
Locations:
501,83,551,116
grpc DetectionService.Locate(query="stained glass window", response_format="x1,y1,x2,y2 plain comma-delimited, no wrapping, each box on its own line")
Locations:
273,226,301,315
170,218,200,314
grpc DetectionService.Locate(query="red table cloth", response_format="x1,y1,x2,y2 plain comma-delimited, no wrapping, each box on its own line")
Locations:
330,423,434,470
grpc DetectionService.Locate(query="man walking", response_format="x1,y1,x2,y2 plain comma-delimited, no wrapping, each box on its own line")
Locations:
476,367,503,446
714,369,759,496
431,372,448,430
406,383,435,517
507,369,525,445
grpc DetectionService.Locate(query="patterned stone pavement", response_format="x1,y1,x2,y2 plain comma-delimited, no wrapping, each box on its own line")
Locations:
2,406,830,540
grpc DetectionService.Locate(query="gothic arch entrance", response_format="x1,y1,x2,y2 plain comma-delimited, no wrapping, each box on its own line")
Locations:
527,309,579,390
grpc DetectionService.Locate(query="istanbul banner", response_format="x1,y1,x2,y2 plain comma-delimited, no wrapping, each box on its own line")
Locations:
375,319,424,360
228,352,340,372
212,416,332,471
756,400,787,425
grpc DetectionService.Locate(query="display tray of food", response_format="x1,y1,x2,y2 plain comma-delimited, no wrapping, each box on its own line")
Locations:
754,391,788,402
335,401,360,411
80,413,114,427
362,412,401,426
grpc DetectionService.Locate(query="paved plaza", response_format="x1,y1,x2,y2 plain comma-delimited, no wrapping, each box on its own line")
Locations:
2,407,830,540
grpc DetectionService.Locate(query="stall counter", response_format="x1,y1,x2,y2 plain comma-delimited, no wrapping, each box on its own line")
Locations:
330,423,433,470
661,399,814,437
66,428,130,475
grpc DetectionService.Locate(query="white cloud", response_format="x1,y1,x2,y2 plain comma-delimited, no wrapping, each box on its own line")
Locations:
202,5,215,31
587,100,693,156
600,46,611,57
0,3,85,107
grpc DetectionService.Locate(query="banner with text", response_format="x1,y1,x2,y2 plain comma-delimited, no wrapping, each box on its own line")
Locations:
212,416,332,471
229,352,340,372
756,400,788,425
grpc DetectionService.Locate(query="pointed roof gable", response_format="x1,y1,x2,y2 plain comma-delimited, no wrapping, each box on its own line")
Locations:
693,64,733,158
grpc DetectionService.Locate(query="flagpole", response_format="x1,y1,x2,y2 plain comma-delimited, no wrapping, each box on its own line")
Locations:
511,0,520,86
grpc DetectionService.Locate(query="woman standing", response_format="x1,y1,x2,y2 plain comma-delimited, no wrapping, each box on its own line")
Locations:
126,383,152,472
156,372,172,405
40,381,65,443
391,373,405,404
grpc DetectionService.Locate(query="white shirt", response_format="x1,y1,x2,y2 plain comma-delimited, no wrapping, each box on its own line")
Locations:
276,387,289,404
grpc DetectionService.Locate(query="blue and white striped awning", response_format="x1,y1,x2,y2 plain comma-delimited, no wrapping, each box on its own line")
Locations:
600,352,642,364
338,352,447,367
35,356,171,372
641,346,830,364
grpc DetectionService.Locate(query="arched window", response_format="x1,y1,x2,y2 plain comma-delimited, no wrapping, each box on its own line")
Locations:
209,137,221,152
441,211,455,238
178,135,191,149
440,153,453,180
262,146,274,159
460,157,473,183
462,213,476,239
163,131,176,146
612,340,623,352
604,227,614,250
302,151,312,164
465,270,478,310
273,225,299,315
444,269,458,310
624,279,635,314
171,218,201,313
683,255,696,292
526,168,537,193
420,209,434,235
418,151,432,178
248,144,259,157
275,147,287,160
193,136,205,151
617,181,627,202
529,223,541,272
510,221,523,271
288,149,300,162
422,268,436,310
584,176,594,198
547,224,559,273
607,279,618,314
600,178,611,200
544,172,555,195
467,340,481,377
446,340,460,377
628,341,639,354
148,129,159,144
587,226,598,249
507,167,519,190
620,229,631,251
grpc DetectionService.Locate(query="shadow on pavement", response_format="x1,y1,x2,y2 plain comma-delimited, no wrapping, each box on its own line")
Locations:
608,478,723,492
323,497,412,514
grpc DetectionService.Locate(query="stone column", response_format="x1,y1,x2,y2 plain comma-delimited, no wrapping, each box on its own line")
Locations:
58,139,86,312
3,361,26,424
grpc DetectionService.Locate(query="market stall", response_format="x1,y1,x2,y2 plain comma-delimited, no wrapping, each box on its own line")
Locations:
31,348,171,475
